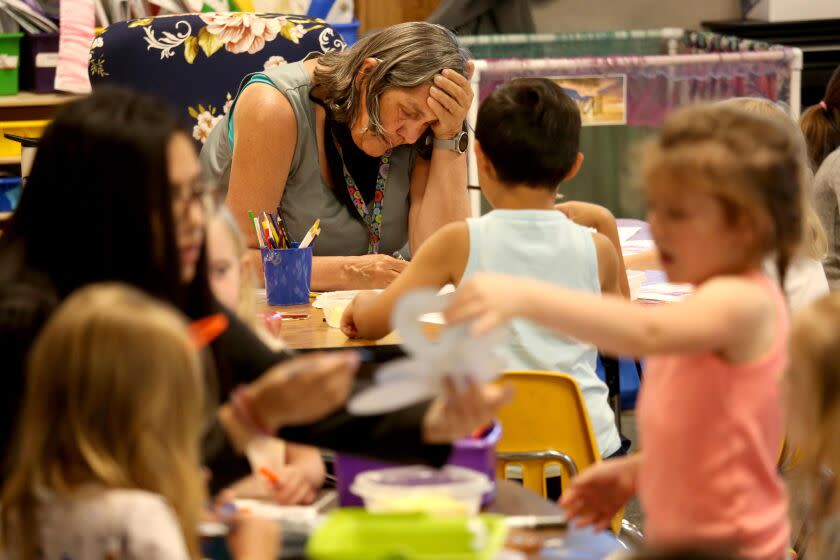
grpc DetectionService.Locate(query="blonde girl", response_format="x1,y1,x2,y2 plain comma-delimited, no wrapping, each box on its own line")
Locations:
207,207,326,505
786,293,840,558
445,104,805,560
0,283,277,560
718,97,828,310
626,97,827,312
207,206,282,348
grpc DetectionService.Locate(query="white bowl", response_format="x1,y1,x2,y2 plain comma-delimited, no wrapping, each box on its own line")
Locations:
323,301,350,329
351,465,492,515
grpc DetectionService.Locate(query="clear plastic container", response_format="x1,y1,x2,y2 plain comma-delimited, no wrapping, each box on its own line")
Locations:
351,465,492,515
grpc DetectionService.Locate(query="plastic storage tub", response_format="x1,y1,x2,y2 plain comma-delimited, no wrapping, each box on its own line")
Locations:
20,32,58,93
351,465,493,515
0,176,21,211
0,121,48,157
307,510,507,560
335,421,501,507
0,33,23,95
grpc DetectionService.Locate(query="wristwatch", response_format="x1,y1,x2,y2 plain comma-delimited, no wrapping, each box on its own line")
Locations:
433,130,469,154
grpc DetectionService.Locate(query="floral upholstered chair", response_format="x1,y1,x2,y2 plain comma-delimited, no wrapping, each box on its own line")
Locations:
89,13,347,146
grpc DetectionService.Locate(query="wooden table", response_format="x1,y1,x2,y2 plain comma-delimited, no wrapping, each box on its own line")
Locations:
269,302,402,350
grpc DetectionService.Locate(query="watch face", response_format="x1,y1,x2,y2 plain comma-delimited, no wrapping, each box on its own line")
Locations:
457,132,469,152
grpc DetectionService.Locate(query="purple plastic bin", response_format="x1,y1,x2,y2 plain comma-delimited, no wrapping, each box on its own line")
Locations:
20,32,58,93
334,421,502,507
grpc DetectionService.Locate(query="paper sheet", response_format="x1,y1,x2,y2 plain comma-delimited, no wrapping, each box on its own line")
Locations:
636,282,693,302
617,226,640,243
346,289,506,415
620,239,655,256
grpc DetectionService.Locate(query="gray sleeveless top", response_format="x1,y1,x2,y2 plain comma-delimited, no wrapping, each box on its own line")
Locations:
200,62,413,257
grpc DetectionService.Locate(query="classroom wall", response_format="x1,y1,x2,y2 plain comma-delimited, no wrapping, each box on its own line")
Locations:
529,0,741,33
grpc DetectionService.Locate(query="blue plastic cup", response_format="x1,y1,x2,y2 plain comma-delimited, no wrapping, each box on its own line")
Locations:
261,244,313,306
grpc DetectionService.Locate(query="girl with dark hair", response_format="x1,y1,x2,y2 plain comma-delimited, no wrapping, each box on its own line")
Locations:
0,86,511,491
804,65,840,290
800,65,840,171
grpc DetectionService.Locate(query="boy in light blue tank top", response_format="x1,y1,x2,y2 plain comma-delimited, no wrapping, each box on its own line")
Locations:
341,78,623,457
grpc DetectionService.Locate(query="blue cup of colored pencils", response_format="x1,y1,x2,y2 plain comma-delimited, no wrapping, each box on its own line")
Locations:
249,211,319,307
262,243,313,306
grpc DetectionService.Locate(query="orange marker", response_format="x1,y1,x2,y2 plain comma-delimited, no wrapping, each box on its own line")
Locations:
258,466,281,489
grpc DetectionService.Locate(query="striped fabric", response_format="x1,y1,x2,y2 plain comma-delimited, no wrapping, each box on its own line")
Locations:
56,0,94,93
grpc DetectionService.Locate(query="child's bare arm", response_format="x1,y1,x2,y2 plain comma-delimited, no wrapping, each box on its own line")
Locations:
557,201,630,298
593,232,621,295
445,274,775,361
343,222,470,339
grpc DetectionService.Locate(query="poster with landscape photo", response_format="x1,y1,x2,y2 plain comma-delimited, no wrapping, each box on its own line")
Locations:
550,74,627,126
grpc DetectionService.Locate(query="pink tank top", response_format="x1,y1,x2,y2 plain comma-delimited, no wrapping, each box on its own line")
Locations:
637,272,790,560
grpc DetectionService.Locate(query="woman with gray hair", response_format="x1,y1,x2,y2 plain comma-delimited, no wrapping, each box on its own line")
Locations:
201,22,474,290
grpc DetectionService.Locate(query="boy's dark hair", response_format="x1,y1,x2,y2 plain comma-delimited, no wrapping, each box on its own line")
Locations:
475,77,581,189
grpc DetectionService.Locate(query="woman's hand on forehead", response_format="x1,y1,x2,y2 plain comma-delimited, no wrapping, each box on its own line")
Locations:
427,61,474,140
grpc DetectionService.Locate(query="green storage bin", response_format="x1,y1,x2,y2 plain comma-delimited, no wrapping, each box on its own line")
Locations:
0,32,23,96
307,509,508,560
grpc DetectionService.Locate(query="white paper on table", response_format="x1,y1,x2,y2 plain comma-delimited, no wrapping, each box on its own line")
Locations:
233,499,320,525
637,282,693,302
618,226,641,244
419,312,445,325
621,239,655,256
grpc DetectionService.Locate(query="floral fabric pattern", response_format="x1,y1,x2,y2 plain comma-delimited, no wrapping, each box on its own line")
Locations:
89,12,347,147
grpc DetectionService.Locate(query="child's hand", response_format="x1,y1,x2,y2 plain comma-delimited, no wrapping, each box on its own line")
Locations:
268,465,317,505
225,514,280,560
422,376,514,443
444,274,525,335
340,300,358,338
340,291,380,339
559,455,640,531
252,351,360,429
258,311,283,338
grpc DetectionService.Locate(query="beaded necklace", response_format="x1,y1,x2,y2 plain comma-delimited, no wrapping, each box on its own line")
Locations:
330,128,390,254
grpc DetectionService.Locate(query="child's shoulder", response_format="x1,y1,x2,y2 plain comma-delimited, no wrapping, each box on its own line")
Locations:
34,487,190,560
695,272,779,318
100,487,177,514
427,220,470,248
97,489,190,558
53,487,180,529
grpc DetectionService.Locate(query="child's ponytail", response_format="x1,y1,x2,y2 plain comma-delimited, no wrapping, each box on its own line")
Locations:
800,65,840,170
